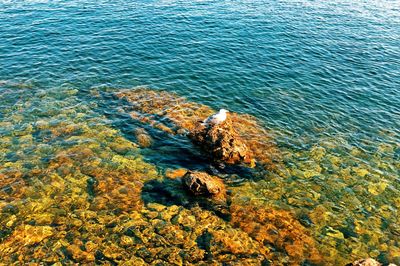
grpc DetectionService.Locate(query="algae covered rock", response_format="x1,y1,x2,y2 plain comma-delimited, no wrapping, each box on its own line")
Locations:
0,224,54,255
230,204,323,264
134,128,153,148
189,116,253,165
116,88,280,169
183,171,226,200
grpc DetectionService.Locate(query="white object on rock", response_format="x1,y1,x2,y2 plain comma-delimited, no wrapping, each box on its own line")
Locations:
202,109,229,125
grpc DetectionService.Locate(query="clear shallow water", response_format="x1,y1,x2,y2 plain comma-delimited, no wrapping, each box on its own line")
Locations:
1,0,400,264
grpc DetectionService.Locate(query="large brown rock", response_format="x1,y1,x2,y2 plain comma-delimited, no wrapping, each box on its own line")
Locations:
347,258,381,266
182,171,226,201
189,116,253,165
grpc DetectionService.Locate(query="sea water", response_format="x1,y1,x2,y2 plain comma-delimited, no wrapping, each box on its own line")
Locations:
0,0,399,264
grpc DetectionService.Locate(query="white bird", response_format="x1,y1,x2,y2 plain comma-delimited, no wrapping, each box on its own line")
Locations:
202,109,229,126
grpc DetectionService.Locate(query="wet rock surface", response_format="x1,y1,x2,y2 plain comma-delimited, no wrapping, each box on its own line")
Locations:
189,116,254,165
182,171,226,200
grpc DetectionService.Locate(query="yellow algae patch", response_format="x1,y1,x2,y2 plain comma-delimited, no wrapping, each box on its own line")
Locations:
0,225,53,255
230,203,323,264
304,169,321,179
353,167,369,177
67,244,95,262
165,168,188,179
208,227,267,260
310,146,326,161
389,246,400,261
368,182,388,196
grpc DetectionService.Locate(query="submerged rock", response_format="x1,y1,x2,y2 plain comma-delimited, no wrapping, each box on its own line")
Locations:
0,225,54,255
189,116,253,165
230,204,323,264
182,171,226,201
134,128,152,148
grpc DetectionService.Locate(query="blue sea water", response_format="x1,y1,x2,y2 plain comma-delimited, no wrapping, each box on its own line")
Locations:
1,1,399,137
0,0,400,264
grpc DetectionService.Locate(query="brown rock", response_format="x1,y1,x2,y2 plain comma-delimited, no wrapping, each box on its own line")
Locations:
67,244,95,262
134,128,152,148
347,258,382,266
182,171,226,200
189,116,253,165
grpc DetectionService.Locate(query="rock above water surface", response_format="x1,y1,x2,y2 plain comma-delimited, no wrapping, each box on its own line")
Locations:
182,171,226,200
189,116,254,166
347,258,398,266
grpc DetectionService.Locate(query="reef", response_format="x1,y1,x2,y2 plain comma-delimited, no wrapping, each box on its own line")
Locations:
1,86,399,265
134,128,153,148
114,87,400,265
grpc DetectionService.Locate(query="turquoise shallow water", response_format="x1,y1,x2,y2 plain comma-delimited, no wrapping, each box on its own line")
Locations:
1,0,400,264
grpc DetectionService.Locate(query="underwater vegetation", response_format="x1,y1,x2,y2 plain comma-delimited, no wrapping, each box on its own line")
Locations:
116,88,399,265
0,87,160,263
0,86,399,265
